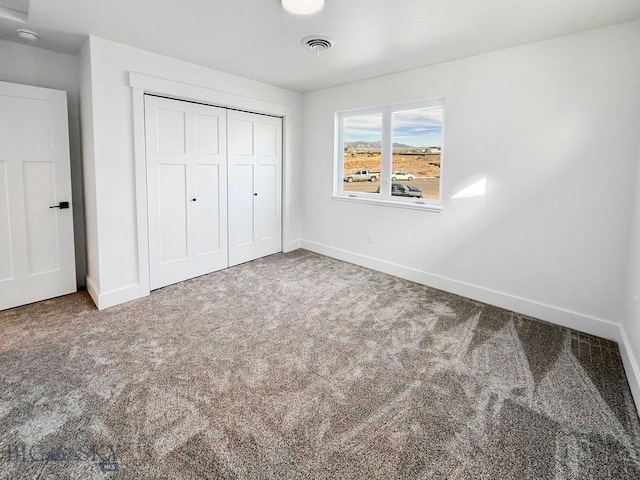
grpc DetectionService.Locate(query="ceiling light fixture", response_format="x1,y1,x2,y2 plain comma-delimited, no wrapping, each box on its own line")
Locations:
282,0,324,16
16,29,39,42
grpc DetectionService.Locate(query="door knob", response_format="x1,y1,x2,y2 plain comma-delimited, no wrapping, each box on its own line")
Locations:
253,193,258,196
49,201,69,209
191,198,197,202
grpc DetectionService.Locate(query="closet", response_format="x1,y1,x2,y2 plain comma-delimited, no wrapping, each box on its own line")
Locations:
144,95,282,290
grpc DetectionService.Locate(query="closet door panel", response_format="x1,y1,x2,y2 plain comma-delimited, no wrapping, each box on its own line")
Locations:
194,114,220,154
229,164,255,250
190,104,228,276
256,164,278,241
145,96,227,289
254,117,282,255
147,97,281,284
228,110,281,267
157,164,188,264
156,108,186,153
193,164,224,268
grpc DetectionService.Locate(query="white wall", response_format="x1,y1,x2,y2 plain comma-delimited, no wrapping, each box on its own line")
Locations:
302,21,640,340
0,39,86,287
79,36,303,308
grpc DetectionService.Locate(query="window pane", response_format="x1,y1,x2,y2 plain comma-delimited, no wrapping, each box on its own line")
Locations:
392,106,443,200
343,113,382,194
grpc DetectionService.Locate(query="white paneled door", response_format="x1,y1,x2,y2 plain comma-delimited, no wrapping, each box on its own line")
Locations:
145,95,228,290
228,110,282,266
0,81,76,310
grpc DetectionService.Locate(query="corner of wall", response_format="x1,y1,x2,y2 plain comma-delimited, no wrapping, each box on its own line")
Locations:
284,239,302,252
619,137,640,411
619,327,640,411
78,37,101,307
86,280,148,310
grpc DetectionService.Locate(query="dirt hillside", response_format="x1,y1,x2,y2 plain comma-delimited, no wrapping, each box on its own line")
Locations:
344,153,440,178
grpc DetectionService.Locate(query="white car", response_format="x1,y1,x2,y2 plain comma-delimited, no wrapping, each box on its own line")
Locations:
391,171,415,181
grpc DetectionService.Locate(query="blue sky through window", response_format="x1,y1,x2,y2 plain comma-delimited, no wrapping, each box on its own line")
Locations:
393,107,442,147
344,113,382,144
344,107,443,147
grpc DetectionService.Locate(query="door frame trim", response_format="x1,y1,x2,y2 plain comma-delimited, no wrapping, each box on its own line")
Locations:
129,72,294,298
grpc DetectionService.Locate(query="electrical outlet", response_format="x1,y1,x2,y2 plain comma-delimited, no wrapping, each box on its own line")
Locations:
367,233,374,244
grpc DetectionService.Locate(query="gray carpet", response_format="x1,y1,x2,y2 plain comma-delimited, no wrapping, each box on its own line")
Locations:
0,250,639,479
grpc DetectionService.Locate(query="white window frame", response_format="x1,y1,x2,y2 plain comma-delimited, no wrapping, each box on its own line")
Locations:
333,98,444,212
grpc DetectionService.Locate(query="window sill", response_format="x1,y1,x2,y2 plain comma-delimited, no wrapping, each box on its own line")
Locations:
332,194,443,213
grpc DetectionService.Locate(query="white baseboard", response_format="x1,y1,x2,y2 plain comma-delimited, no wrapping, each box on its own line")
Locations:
284,239,302,252
301,239,640,410
301,240,621,341
618,326,640,411
85,275,100,308
85,275,148,310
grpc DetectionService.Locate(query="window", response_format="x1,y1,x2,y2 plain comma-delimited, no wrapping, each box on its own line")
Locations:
335,98,444,210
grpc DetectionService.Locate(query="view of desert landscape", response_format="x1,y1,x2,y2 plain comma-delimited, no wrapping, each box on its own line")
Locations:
343,148,441,199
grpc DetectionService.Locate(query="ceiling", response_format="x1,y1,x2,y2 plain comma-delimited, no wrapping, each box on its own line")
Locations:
1,0,640,92
0,0,27,21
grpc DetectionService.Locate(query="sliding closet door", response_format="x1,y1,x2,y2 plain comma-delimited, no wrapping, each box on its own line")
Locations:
145,95,228,290
227,110,282,267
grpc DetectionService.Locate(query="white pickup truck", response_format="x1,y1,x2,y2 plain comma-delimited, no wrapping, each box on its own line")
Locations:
344,169,380,182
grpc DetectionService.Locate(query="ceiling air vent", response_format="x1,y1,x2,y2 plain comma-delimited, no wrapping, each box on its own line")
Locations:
301,35,334,56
